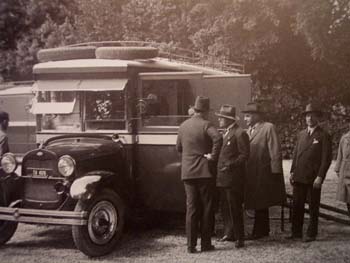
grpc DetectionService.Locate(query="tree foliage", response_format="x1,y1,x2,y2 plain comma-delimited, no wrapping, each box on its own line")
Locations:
1,0,350,156
0,0,77,80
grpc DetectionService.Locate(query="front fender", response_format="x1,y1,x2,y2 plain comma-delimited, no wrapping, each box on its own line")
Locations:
70,171,114,200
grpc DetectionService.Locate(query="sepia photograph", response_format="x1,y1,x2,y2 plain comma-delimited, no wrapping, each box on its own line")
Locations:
0,0,350,262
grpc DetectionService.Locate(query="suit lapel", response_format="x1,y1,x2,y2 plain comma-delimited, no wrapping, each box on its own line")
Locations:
249,122,263,141
297,127,319,156
223,124,236,146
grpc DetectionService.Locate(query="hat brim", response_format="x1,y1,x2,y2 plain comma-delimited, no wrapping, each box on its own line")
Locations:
215,113,240,121
193,107,212,112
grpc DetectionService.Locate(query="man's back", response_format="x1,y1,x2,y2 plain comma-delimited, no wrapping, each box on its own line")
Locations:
176,115,221,180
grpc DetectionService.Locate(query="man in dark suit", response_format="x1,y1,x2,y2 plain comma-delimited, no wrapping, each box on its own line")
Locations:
289,103,332,242
176,96,222,253
215,105,249,248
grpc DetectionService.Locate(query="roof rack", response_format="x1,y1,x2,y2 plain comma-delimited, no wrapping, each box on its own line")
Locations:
66,41,245,74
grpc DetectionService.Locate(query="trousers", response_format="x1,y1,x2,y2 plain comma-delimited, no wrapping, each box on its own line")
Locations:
291,182,321,237
184,178,214,249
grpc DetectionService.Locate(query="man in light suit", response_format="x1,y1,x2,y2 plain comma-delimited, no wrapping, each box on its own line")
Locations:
243,102,286,239
289,103,332,242
176,96,222,253
216,105,249,248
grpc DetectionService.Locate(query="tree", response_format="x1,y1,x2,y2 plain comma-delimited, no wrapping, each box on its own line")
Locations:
0,0,78,80
74,0,126,42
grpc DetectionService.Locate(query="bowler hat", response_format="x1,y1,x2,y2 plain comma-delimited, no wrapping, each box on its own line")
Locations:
215,104,239,120
241,102,265,114
302,103,323,115
193,96,210,112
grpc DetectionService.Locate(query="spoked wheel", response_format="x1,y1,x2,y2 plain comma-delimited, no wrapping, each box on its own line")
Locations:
72,189,125,257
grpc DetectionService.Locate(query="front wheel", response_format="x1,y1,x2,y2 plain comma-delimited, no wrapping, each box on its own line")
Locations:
72,189,125,257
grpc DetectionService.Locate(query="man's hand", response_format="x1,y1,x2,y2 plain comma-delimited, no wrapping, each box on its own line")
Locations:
204,153,214,161
289,172,295,186
313,176,323,189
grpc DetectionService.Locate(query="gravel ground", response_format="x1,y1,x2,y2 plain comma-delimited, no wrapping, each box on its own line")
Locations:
1,161,350,263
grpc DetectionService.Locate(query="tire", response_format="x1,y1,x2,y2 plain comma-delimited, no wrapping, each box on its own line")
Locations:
95,46,158,60
37,46,96,62
0,220,18,245
0,194,18,245
72,189,125,257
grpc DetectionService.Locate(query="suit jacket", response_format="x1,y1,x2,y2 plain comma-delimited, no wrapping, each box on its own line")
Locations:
176,115,222,181
291,126,332,184
216,123,249,190
244,121,286,210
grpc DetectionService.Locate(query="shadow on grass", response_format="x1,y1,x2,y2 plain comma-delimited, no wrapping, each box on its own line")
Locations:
2,212,187,255
6,225,75,249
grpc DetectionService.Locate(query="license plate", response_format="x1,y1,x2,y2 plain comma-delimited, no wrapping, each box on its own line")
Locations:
32,169,49,177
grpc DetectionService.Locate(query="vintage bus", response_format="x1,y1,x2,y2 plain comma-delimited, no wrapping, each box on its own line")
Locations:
0,43,251,256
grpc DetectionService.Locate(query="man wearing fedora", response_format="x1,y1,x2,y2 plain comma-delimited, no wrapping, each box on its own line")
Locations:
176,96,222,253
289,103,332,242
242,102,286,239
216,105,249,248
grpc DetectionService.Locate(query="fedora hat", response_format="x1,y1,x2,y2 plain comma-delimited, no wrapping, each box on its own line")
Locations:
302,103,323,115
241,102,265,114
193,96,210,112
215,104,239,120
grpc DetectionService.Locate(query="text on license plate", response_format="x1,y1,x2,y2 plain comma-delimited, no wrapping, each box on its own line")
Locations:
32,169,48,177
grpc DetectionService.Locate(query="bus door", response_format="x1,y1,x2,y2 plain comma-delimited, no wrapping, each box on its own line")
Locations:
134,71,203,212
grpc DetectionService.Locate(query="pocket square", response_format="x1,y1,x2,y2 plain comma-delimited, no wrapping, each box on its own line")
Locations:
312,139,319,144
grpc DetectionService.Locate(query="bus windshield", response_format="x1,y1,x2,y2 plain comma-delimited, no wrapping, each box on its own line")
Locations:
34,90,126,132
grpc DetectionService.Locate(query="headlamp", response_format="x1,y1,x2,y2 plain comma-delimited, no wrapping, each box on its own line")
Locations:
58,155,75,177
1,153,17,174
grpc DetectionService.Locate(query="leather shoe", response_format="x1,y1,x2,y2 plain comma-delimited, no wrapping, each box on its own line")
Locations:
201,245,215,252
303,236,316,243
187,247,198,253
235,240,244,248
217,235,235,242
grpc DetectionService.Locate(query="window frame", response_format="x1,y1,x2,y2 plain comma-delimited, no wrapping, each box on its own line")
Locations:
137,72,203,133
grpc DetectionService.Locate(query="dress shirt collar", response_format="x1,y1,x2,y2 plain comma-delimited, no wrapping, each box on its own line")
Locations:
307,125,318,136
224,122,236,137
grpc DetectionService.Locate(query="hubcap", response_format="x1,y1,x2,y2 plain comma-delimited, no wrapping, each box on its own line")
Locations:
88,200,118,245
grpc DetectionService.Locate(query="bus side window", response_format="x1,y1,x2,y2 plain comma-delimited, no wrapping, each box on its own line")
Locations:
140,80,194,127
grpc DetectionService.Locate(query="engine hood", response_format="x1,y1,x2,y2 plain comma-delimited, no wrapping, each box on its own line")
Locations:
32,135,122,161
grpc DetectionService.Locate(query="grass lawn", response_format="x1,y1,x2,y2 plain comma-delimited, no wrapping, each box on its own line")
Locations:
1,160,350,263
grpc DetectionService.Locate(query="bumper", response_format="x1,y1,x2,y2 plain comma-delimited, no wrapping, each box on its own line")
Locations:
0,207,87,226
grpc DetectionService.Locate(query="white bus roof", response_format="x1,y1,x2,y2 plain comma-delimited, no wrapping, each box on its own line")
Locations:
33,58,248,76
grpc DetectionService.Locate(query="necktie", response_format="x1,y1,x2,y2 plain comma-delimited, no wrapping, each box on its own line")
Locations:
249,127,255,137
224,128,229,138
